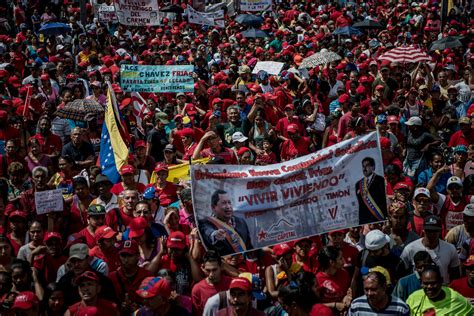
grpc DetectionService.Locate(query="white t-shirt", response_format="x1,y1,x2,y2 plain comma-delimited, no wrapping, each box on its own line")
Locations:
400,238,460,284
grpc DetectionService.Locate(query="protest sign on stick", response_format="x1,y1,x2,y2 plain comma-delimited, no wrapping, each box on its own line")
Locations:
35,189,64,215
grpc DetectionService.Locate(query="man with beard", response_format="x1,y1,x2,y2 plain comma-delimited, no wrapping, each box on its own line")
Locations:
407,265,473,315
348,271,409,315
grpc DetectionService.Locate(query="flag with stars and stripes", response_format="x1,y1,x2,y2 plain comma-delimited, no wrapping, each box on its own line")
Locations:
98,84,129,183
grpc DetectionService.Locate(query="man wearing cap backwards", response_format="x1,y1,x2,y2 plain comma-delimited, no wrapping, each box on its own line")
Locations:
199,189,252,256
355,157,388,225
91,174,119,212
65,271,119,316
445,203,474,261
134,276,190,315
11,291,40,315
58,243,116,306
109,240,151,313
214,277,265,316
401,215,460,284
428,168,471,231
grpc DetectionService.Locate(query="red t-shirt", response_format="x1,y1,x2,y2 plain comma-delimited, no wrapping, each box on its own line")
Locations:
200,147,237,165
33,253,68,285
89,246,120,273
275,117,305,138
407,214,425,237
109,267,151,304
110,182,146,196
316,269,350,303
280,137,310,161
191,275,232,316
449,277,474,303
340,242,359,270
77,228,96,249
32,133,62,155
7,234,22,256
182,142,198,161
154,182,178,207
105,207,134,232
448,130,473,147
68,299,119,316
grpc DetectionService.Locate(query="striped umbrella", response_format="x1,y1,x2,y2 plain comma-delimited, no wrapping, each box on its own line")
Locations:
378,46,431,63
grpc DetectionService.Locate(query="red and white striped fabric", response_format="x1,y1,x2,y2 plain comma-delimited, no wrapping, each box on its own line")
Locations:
378,46,431,63
131,92,150,136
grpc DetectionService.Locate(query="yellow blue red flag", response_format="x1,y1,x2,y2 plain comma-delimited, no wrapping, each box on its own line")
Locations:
99,84,129,183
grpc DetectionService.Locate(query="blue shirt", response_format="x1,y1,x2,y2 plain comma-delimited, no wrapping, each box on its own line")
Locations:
393,273,421,301
417,167,451,194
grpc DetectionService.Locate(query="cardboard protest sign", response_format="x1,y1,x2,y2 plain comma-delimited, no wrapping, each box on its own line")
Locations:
191,132,387,256
120,65,194,93
35,189,64,215
187,6,224,28
240,0,272,12
252,61,284,75
114,0,160,26
97,4,118,23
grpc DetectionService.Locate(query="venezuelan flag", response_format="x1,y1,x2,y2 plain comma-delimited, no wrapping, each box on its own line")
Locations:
99,84,129,183
149,158,210,184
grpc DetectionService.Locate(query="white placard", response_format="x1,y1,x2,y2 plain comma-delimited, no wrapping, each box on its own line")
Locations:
240,0,272,12
252,61,284,75
35,189,64,215
114,0,160,26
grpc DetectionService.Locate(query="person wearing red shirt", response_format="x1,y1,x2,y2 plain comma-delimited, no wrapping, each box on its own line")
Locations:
407,188,435,236
65,271,119,316
291,238,319,274
134,140,156,175
337,102,360,142
448,117,474,147
217,277,266,316
191,250,232,316
327,230,359,275
152,163,178,207
110,165,146,198
449,255,474,303
78,204,107,249
179,127,198,163
106,189,137,233
15,24,28,44
280,124,311,161
109,240,151,311
6,210,28,256
32,116,62,157
31,232,67,285
193,131,237,165
316,246,351,313
275,104,304,140
89,226,120,273
335,9,352,28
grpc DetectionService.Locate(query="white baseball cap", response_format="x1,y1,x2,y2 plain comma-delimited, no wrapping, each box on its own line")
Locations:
464,204,474,217
447,176,463,188
404,116,422,126
232,132,248,143
365,230,390,251
413,187,430,199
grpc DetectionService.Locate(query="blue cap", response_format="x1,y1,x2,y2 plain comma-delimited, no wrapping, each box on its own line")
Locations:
454,145,468,154
212,110,222,118
376,114,388,124
431,84,440,92
257,70,269,81
251,275,266,300
143,186,157,200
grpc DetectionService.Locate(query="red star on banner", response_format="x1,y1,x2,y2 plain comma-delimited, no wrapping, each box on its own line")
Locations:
258,230,267,241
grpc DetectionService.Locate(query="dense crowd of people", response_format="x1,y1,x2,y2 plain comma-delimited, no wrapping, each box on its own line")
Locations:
0,0,472,315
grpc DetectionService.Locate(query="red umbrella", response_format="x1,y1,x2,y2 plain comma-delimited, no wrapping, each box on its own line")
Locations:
378,46,431,63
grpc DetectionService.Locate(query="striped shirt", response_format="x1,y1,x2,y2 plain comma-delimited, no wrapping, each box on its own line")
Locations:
348,295,410,316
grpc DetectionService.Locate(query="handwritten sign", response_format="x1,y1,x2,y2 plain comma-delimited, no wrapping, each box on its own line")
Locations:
114,0,160,26
120,64,194,93
35,189,64,215
252,61,284,75
97,4,118,23
240,0,272,12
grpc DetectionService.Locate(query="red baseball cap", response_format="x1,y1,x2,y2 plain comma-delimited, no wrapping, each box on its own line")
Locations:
120,164,135,175
9,210,27,220
284,104,295,110
338,94,350,103
166,231,187,250
137,277,172,299
75,271,99,284
154,162,168,173
134,140,146,149
380,137,391,149
119,240,139,255
129,217,148,238
394,182,412,191
44,232,62,243
272,243,293,257
229,277,252,292
464,254,474,267
95,226,117,242
287,124,298,134
375,84,385,91
12,291,39,310
387,115,399,124
180,127,195,138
